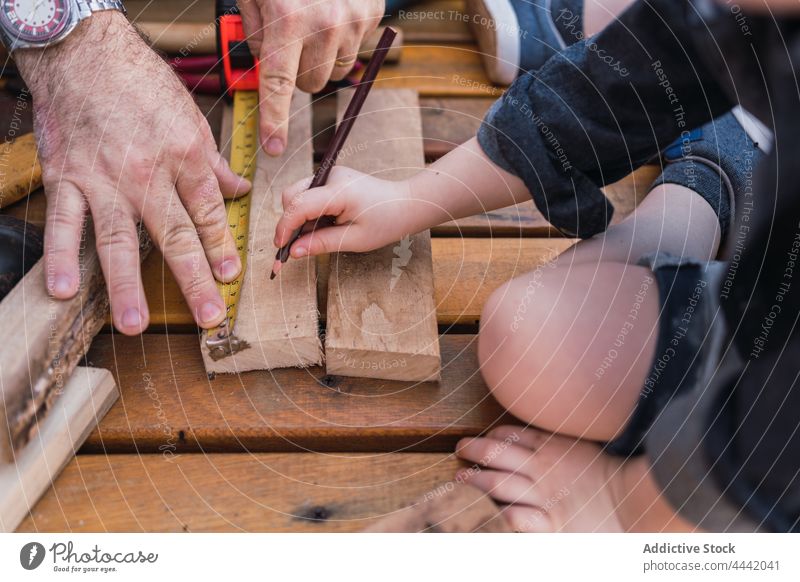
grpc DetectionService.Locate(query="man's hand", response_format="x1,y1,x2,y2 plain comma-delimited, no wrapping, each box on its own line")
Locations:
237,0,383,156
15,11,250,335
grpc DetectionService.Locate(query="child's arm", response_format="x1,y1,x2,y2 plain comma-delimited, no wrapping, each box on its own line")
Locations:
273,137,529,258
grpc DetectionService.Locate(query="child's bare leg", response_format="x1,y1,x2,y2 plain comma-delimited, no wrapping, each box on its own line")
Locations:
477,183,720,442
584,0,637,36
455,425,697,532
558,183,721,266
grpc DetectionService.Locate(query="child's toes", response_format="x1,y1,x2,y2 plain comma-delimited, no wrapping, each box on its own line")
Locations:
501,505,555,533
457,468,544,508
456,437,533,472
486,424,552,451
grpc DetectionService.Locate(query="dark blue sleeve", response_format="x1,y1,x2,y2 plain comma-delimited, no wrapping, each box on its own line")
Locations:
478,0,733,238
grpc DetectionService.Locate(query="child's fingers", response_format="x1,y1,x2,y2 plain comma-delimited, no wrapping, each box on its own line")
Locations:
281,175,314,210
456,468,546,508
502,505,555,533
289,224,356,258
486,425,551,451
274,187,344,247
456,437,533,473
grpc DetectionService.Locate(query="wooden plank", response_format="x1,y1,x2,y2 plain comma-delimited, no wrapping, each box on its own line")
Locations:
365,483,510,532
201,92,322,373
19,453,462,532
0,133,41,209
325,89,440,382
82,334,508,453
319,237,575,327
125,237,573,329
431,237,574,326
1,367,117,532
313,96,496,161
0,232,110,461
376,45,495,97
419,97,496,159
385,0,473,44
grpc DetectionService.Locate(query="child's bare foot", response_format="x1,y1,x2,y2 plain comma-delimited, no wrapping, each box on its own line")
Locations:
455,426,697,532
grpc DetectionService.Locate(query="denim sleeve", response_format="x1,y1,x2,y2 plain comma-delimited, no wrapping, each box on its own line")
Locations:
477,0,733,238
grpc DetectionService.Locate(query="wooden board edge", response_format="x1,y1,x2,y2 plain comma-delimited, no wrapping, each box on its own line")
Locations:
1,367,118,533
326,348,441,382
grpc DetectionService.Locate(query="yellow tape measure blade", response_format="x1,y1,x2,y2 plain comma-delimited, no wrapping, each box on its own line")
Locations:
206,90,259,358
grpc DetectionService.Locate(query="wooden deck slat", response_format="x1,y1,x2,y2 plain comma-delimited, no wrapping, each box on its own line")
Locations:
314,96,496,161
376,45,495,97
19,453,461,532
81,334,509,454
138,237,575,329
385,0,473,44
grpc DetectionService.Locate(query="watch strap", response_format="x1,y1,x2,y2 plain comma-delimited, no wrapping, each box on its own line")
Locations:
74,0,127,19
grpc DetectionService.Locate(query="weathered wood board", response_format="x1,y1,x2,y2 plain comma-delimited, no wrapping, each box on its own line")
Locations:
364,483,510,532
1,367,117,532
0,230,109,461
19,452,464,532
201,91,322,373
110,238,575,330
83,334,513,454
325,89,440,381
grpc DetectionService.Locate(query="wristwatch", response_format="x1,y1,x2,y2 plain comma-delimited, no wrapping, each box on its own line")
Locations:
0,0,126,52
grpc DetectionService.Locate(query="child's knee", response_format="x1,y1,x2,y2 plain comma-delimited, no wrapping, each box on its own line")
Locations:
478,278,545,374
477,272,568,420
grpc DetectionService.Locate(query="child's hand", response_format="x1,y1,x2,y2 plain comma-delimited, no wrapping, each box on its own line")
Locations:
274,167,416,258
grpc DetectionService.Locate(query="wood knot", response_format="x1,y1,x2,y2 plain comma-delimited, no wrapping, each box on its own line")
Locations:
319,375,340,388
296,505,333,523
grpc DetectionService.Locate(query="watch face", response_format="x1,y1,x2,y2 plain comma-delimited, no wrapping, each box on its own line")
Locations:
1,0,71,43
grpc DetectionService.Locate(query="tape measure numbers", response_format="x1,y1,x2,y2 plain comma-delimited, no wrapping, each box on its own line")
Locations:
205,90,259,360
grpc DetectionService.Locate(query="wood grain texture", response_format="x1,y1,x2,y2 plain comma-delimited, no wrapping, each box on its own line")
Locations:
0,133,41,209
0,232,109,461
375,45,495,97
364,483,510,532
325,89,440,381
127,238,574,330
1,367,117,532
201,92,322,373
83,334,509,454
319,237,576,327
19,453,463,532
385,0,473,43
313,96,496,161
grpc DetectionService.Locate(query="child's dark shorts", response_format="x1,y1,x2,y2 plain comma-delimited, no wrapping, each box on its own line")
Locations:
605,252,729,457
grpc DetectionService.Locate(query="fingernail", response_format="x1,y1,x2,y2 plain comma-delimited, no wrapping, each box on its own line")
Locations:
218,259,240,281
52,274,73,296
121,308,142,329
266,137,284,156
293,246,307,258
200,301,223,324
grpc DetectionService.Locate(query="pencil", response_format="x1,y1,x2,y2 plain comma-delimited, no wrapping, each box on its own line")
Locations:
270,27,398,280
